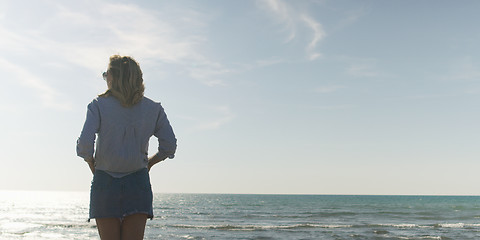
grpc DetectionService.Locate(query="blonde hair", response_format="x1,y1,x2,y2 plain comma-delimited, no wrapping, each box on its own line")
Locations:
100,55,145,107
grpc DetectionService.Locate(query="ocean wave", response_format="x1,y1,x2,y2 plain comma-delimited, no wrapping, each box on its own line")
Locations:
393,236,442,240
299,211,358,217
170,223,352,231
167,222,480,232
437,223,465,228
371,222,480,229
435,223,480,228
40,222,95,229
242,211,358,219
377,223,420,228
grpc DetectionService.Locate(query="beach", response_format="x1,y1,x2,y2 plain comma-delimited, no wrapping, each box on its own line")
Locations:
1,191,480,239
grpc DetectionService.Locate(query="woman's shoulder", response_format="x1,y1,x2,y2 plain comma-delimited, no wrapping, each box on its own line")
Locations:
140,97,165,114
89,95,123,110
141,96,162,106
91,96,106,105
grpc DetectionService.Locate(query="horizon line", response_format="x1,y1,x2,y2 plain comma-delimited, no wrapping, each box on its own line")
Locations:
1,189,479,197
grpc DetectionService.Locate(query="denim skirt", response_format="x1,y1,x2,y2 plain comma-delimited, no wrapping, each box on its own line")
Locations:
89,168,153,221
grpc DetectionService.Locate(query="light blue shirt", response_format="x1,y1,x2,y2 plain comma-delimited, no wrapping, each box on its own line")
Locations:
76,95,177,177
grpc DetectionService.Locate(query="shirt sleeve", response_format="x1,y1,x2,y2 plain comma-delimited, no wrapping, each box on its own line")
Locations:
76,101,100,160
154,105,177,159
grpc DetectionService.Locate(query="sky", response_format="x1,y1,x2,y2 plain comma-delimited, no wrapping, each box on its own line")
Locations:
0,0,479,195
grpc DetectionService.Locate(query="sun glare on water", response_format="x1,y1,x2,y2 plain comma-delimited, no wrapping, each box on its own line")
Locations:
0,190,93,239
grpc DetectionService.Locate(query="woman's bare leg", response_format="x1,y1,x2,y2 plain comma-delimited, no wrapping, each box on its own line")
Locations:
96,218,121,240
121,213,148,240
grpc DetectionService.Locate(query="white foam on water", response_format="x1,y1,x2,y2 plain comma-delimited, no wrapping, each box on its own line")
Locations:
378,223,418,228
396,236,441,240
438,223,465,228
179,234,195,239
438,223,480,228
0,222,42,234
378,222,480,229
320,224,353,228
393,224,417,228
171,223,353,231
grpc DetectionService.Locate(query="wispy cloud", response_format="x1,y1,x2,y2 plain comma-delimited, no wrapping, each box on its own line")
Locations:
301,14,325,60
0,57,71,110
188,60,232,87
337,56,387,79
407,93,456,100
255,57,286,68
177,105,236,132
347,63,380,78
302,104,353,110
0,1,230,87
236,57,286,75
259,0,296,42
257,0,325,61
314,85,345,94
335,7,368,30
196,106,235,131
465,88,480,95
442,57,480,81
51,2,205,69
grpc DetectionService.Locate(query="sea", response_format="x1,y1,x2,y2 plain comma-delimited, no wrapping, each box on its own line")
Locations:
1,191,480,239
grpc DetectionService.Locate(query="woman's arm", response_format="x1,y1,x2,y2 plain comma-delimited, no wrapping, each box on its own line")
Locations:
77,101,100,170
147,153,167,171
84,158,95,174
152,106,177,171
